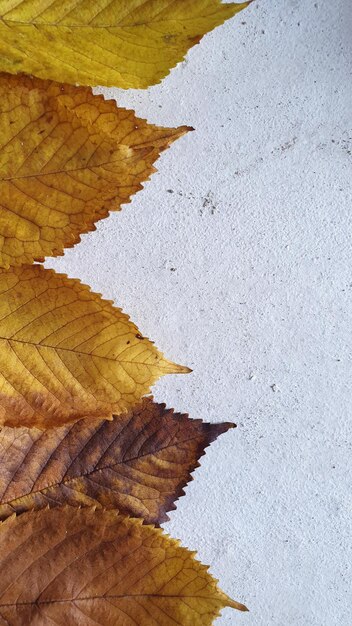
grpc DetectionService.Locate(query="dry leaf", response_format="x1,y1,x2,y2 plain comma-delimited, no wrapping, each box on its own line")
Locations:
0,73,190,268
0,507,248,624
0,265,189,429
0,1,250,88
0,397,233,525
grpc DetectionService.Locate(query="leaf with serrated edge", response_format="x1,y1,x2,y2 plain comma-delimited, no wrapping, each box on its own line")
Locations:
0,507,248,624
0,73,190,268
0,265,189,429
0,1,250,88
0,397,234,524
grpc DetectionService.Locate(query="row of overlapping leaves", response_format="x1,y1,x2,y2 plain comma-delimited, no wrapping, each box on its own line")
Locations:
0,1,250,624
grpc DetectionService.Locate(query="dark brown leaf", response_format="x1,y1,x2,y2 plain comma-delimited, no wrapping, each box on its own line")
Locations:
0,398,234,524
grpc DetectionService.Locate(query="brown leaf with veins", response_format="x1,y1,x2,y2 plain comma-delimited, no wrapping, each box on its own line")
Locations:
0,73,190,268
0,265,189,429
0,397,234,525
0,507,248,624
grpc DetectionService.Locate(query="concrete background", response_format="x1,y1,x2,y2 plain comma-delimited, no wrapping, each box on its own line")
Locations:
48,1,352,624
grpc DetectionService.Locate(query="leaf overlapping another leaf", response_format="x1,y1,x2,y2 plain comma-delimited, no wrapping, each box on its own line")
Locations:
0,397,234,524
0,507,247,625
0,265,189,429
0,73,190,268
0,1,250,88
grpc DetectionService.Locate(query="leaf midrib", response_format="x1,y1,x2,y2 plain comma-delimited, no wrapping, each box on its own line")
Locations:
0,592,219,607
1,335,164,368
0,17,194,28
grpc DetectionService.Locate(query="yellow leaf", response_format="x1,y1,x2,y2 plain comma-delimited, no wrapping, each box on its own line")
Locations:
0,507,248,624
0,265,189,429
0,73,190,268
0,1,250,88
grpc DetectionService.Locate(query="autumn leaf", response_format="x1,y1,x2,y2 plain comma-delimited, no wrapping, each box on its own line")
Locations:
0,73,190,268
0,507,247,624
0,265,189,429
0,397,233,525
0,1,250,88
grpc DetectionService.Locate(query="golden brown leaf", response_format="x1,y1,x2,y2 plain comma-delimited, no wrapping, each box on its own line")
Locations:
0,265,189,429
0,507,247,624
0,1,250,88
0,73,190,268
0,397,234,524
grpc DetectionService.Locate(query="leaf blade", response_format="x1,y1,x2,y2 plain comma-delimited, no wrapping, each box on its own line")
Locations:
0,507,247,624
0,1,250,87
0,73,190,268
0,397,233,524
0,266,188,429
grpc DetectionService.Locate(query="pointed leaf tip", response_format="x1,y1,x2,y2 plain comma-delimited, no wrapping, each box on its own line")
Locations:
228,598,249,612
230,0,254,11
178,125,195,136
178,365,193,374
162,361,193,375
176,364,193,374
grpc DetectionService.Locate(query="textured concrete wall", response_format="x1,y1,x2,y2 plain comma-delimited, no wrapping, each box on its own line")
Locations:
48,1,351,624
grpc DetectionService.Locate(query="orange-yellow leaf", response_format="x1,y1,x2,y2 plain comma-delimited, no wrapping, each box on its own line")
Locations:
0,397,233,524
0,507,248,624
0,265,189,429
0,1,250,88
0,73,190,268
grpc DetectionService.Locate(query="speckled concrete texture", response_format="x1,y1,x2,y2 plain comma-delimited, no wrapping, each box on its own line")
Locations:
47,1,351,624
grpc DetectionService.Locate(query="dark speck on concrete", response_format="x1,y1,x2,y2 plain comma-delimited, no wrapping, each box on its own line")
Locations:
200,191,218,216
